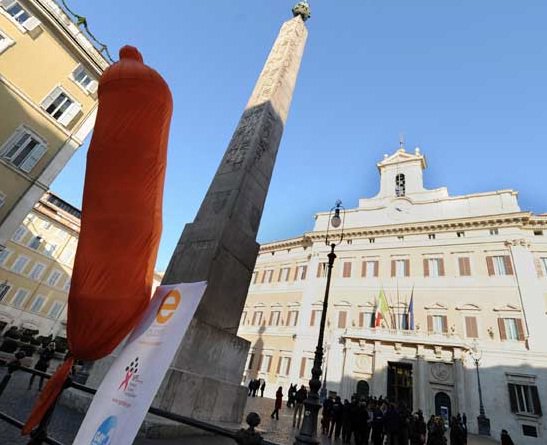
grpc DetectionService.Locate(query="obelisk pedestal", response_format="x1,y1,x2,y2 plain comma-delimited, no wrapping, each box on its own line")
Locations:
152,8,310,424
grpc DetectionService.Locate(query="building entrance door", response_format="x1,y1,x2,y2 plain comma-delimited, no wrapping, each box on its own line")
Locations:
387,362,413,408
356,380,370,399
434,392,451,426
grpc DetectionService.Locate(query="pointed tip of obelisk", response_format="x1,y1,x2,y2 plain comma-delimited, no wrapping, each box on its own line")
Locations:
292,1,311,21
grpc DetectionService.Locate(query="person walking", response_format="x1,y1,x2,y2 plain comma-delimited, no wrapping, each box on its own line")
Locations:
247,379,253,396
28,342,56,391
321,394,334,435
329,396,343,440
270,386,283,420
370,402,385,445
341,399,352,444
260,380,266,397
410,411,426,445
500,429,515,445
293,385,308,428
449,416,465,445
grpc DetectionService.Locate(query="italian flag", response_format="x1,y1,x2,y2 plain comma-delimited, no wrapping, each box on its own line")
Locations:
374,289,390,328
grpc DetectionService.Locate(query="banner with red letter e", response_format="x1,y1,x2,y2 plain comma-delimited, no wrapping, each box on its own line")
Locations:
73,281,206,445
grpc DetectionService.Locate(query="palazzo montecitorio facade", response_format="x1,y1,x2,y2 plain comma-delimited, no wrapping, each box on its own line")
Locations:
238,147,547,444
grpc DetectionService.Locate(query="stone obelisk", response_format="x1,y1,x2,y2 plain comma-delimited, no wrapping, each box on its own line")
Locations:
154,3,311,423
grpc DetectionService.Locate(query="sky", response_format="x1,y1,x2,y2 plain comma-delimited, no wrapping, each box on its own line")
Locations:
52,1,547,272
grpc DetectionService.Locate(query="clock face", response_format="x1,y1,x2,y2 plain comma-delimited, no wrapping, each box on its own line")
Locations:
388,200,412,221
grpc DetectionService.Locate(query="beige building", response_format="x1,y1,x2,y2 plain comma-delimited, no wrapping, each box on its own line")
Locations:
239,147,547,443
0,191,80,339
0,0,108,251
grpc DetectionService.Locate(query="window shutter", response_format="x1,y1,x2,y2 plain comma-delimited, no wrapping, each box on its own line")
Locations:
427,315,433,332
374,261,379,277
267,356,272,372
439,258,445,276
316,263,322,278
41,87,62,111
299,357,306,378
338,311,347,329
278,268,283,282
257,355,263,371
458,257,464,276
507,384,518,412
465,316,478,338
58,102,81,126
535,259,544,277
261,271,266,284
391,260,396,277
498,318,507,340
310,310,315,326
486,256,494,276
268,312,274,326
20,144,46,173
343,262,351,278
531,386,542,415
516,318,525,341
301,265,307,280
276,357,282,374
359,312,364,328
248,353,255,370
293,311,299,326
423,259,430,277
404,259,410,277
293,267,299,281
441,315,448,333
504,256,514,275
361,261,367,277
86,80,99,94
22,16,41,32
286,358,291,375
465,258,471,276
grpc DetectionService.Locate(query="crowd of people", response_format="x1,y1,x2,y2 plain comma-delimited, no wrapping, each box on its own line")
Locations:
247,378,266,397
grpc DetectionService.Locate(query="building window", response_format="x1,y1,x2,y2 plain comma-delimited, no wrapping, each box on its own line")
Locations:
41,87,81,126
28,263,45,280
487,255,513,276
342,261,352,278
251,311,263,326
457,231,465,238
489,228,499,235
533,230,543,236
428,233,436,240
338,311,347,329
391,259,409,278
397,236,404,241
62,278,71,292
369,238,375,244
252,272,258,284
0,28,14,53
11,288,28,308
359,312,373,328
362,260,379,278
316,262,327,278
499,317,524,341
30,295,45,313
300,357,314,378
71,64,98,94
247,353,255,370
310,309,322,327
11,255,28,273
1,127,47,173
395,173,406,197
47,270,62,287
262,269,274,283
427,315,448,333
0,248,11,266
458,257,471,276
41,220,52,229
278,357,291,376
259,355,272,373
269,311,281,326
59,248,74,264
508,383,542,416
295,265,307,280
4,1,30,24
27,235,42,250
44,243,57,257
424,258,445,277
280,267,291,282
11,225,27,242
464,316,478,338
0,282,11,301
240,311,247,325
287,310,299,326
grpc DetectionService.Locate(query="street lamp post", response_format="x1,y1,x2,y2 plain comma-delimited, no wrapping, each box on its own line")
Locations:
471,342,491,436
295,200,345,445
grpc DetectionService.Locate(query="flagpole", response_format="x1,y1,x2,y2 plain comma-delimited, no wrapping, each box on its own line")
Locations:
396,280,400,331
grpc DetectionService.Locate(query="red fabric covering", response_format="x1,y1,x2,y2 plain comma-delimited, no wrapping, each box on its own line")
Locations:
22,45,173,435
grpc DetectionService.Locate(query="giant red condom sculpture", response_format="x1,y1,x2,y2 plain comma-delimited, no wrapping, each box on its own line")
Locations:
23,45,173,435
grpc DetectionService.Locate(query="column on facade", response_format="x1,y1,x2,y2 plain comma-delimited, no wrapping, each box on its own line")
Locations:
453,348,466,416
338,338,357,399
371,340,386,398
414,344,426,412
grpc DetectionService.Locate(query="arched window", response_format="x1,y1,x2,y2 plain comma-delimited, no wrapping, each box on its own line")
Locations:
395,173,406,197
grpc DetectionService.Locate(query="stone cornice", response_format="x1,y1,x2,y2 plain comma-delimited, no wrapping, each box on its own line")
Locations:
259,212,547,253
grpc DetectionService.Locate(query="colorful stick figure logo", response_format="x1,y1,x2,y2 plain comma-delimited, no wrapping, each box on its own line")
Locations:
118,357,139,391
90,415,117,445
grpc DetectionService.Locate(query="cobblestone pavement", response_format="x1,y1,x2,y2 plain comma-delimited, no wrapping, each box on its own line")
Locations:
0,368,498,445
